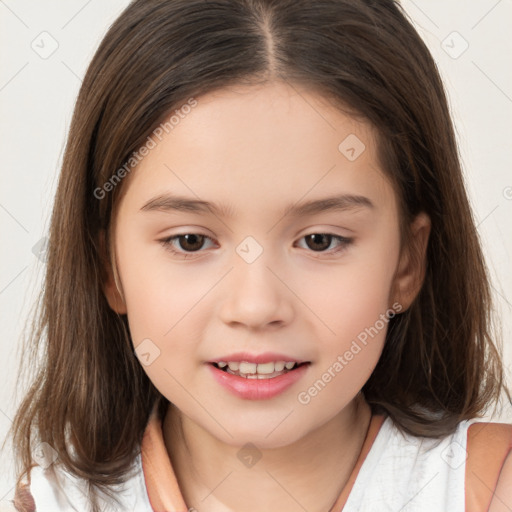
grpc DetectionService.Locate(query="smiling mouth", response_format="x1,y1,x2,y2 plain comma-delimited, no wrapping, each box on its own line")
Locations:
211,361,310,379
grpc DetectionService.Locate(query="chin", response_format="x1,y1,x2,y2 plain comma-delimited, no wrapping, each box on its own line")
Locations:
206,416,311,450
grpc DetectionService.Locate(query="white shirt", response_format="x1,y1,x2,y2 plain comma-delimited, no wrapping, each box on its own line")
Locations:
24,414,476,511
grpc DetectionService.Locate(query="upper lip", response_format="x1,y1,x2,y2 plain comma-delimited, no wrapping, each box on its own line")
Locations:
208,352,310,364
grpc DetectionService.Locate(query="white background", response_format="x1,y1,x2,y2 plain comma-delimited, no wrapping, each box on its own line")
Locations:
1,0,511,503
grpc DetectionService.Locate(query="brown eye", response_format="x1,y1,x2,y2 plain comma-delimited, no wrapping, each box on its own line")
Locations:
304,233,332,251
159,233,215,258
296,233,353,256
175,234,206,252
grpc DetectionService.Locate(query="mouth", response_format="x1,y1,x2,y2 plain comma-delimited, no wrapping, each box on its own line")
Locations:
210,361,311,380
208,359,312,400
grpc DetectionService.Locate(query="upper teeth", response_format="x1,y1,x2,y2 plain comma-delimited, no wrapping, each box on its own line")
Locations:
217,361,297,374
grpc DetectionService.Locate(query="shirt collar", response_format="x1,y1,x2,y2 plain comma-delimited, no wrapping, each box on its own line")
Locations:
140,405,386,512
141,406,189,512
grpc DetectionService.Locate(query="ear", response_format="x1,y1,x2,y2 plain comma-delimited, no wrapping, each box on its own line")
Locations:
390,212,431,312
99,229,127,315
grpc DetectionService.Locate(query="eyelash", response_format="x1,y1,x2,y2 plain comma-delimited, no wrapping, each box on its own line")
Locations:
158,232,353,259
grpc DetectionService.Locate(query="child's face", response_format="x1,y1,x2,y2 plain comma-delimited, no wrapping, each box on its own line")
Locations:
106,81,428,448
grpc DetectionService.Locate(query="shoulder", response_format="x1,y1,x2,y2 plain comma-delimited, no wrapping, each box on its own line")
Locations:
490,446,512,512
466,420,512,512
10,454,149,512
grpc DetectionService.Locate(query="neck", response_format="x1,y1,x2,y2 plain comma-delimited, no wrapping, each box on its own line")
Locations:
163,394,372,512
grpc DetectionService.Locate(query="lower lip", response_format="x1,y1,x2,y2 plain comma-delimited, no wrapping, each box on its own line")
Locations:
207,363,310,400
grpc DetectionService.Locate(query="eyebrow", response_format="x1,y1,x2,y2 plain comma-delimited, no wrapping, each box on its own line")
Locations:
139,192,375,218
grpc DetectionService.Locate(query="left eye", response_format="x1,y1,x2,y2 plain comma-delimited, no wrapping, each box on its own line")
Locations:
159,232,352,258
295,233,352,255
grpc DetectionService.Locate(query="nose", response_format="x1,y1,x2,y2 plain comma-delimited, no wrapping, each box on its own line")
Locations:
218,251,295,331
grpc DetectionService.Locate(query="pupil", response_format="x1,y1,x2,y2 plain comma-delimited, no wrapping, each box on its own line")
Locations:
180,234,204,251
306,234,330,251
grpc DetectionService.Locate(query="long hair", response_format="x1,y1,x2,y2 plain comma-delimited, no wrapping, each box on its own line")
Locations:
6,0,510,509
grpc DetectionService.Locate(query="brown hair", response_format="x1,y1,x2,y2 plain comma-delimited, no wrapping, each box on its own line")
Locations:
5,0,510,509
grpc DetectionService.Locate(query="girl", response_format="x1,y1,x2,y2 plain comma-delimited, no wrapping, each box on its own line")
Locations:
5,0,512,510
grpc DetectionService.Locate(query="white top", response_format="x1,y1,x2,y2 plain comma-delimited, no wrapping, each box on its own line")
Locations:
27,458,150,512
25,415,476,511
342,416,473,511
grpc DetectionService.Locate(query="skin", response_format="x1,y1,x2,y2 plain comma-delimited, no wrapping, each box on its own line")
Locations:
104,80,431,512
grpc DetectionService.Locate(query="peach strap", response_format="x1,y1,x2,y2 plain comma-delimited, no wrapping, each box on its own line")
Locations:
328,413,386,511
465,421,512,512
141,410,189,512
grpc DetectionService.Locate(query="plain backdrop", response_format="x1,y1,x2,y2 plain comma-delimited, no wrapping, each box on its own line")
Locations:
1,0,511,503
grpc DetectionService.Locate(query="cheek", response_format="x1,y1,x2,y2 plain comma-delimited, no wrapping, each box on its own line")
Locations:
114,232,212,402
299,234,399,382
116,231,205,340
295,263,395,416
304,245,398,340
117,245,207,403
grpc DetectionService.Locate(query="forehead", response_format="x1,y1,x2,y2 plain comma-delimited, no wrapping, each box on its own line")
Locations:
118,80,397,220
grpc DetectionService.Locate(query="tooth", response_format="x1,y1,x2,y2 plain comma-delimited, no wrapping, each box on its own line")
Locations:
239,362,257,374
274,361,285,372
217,361,227,368
256,362,275,375
228,362,240,371
285,362,296,369
246,374,259,379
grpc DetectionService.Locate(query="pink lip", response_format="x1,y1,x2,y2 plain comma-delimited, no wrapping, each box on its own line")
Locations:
208,351,308,364
207,362,311,400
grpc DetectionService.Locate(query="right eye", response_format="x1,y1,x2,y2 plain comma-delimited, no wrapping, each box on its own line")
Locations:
159,233,217,258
